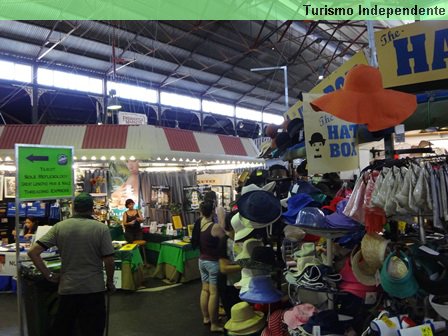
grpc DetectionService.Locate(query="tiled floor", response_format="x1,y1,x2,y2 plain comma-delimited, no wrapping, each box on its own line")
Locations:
0,278,222,336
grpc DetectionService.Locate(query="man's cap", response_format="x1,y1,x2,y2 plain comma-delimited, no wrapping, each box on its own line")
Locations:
74,193,94,211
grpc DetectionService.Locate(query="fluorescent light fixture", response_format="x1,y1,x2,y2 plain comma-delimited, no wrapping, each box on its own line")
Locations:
4,156,12,161
91,156,97,160
100,156,106,160
81,156,87,160
129,156,136,160
110,156,116,160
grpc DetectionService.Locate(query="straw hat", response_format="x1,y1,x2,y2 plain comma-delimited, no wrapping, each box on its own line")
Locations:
360,233,390,270
234,268,270,293
225,302,265,333
310,64,417,131
350,246,378,286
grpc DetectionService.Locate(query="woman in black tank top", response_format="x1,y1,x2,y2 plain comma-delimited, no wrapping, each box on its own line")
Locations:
122,199,144,243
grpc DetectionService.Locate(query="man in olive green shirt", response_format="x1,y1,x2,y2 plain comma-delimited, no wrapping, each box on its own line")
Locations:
28,193,115,336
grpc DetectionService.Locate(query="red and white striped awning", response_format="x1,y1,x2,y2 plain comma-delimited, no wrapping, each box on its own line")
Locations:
0,125,261,163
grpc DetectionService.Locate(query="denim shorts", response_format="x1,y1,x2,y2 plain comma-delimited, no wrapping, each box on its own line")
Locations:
198,259,219,285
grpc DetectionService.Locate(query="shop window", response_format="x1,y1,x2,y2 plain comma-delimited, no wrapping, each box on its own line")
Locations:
236,106,262,122
107,81,158,103
202,100,234,117
262,112,284,125
0,60,32,83
160,91,201,111
38,68,103,94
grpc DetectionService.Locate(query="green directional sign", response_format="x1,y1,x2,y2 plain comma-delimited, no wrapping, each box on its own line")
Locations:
16,145,74,200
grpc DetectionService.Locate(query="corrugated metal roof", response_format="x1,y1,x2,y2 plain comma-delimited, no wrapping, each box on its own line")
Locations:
195,132,224,155
0,125,45,149
82,125,129,149
218,135,247,156
41,125,86,148
163,128,199,152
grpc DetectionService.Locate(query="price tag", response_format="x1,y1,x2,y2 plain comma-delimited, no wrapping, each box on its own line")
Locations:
380,316,397,328
419,324,433,336
398,221,407,233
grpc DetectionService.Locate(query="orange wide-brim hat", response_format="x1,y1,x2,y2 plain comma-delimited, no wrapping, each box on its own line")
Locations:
310,64,417,132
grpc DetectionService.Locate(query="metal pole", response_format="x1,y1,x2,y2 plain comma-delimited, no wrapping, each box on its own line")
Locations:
250,65,289,112
366,20,394,159
282,65,289,111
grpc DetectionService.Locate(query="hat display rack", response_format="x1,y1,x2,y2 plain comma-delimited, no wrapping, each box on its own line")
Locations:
233,24,448,336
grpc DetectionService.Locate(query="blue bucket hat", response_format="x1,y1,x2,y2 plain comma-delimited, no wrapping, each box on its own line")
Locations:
380,251,419,299
283,193,318,221
295,207,328,229
325,199,361,230
239,276,283,304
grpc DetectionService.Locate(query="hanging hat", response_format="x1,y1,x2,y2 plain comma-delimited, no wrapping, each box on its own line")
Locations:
380,251,419,299
412,246,448,296
301,310,353,335
360,233,390,270
290,180,321,196
241,181,277,195
268,165,290,181
287,118,304,144
429,295,448,320
232,214,254,242
282,193,316,220
245,170,269,188
235,238,264,261
225,302,265,333
293,242,316,258
265,124,280,139
239,276,283,304
250,246,277,270
295,207,328,229
310,64,417,132
283,304,318,329
339,258,378,300
322,197,346,213
325,199,361,230
275,132,292,152
237,190,282,229
296,160,308,177
234,268,271,293
261,309,289,336
283,225,306,242
259,140,274,158
350,246,378,286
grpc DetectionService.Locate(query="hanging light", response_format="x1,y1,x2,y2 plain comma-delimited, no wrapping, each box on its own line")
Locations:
107,89,122,110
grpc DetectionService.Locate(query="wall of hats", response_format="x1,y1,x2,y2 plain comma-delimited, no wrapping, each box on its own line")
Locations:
223,64,448,336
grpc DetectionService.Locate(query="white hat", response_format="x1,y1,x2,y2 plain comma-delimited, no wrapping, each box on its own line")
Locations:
241,181,276,195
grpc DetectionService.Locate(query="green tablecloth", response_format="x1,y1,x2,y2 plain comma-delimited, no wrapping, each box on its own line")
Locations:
157,242,199,274
114,247,143,272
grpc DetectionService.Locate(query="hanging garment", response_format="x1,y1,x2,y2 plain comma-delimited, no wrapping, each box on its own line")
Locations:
407,164,421,213
371,167,392,209
430,166,443,230
439,167,448,221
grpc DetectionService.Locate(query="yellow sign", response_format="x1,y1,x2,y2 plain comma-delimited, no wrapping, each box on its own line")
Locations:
119,243,137,251
303,94,359,174
285,52,368,120
376,21,448,88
